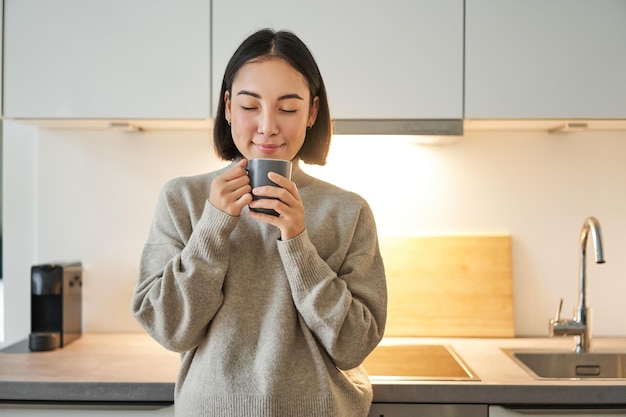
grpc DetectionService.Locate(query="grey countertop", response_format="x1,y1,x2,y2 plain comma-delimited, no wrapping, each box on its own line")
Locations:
1,333,626,406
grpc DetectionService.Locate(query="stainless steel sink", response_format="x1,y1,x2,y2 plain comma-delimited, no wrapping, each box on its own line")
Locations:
504,349,626,380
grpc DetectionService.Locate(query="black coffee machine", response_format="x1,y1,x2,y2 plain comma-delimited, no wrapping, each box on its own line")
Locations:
29,262,83,351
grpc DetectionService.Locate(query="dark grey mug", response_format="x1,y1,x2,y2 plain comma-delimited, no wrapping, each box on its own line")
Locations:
247,158,292,216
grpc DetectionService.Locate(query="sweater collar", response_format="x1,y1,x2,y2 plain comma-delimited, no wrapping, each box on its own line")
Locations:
290,159,315,188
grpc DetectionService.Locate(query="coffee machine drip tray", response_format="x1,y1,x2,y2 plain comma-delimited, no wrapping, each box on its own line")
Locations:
29,332,61,351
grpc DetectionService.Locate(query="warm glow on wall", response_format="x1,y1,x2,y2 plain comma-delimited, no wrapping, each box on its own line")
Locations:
302,135,450,235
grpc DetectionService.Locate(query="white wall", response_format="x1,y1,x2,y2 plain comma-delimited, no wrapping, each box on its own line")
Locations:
3,125,626,345
308,131,626,338
36,128,227,334
1,121,4,237
2,121,38,345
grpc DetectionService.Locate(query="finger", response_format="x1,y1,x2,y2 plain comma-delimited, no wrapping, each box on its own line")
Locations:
235,192,253,207
267,172,292,189
217,169,250,195
210,163,252,215
221,160,249,182
227,175,251,193
248,200,305,240
251,185,276,198
254,187,300,211
263,172,299,196
268,172,300,199
249,196,282,213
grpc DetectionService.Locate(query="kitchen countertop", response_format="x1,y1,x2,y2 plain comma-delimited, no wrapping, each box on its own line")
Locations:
1,333,626,406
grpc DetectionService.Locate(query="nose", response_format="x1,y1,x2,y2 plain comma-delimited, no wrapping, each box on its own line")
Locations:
257,109,279,136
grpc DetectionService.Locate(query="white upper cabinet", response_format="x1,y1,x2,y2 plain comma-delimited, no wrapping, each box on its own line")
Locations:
465,0,626,119
3,0,210,120
211,0,463,120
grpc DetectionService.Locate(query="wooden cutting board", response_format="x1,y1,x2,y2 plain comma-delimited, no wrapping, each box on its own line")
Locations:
378,235,514,337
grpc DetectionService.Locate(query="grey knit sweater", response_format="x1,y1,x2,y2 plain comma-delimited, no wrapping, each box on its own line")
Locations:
132,161,387,417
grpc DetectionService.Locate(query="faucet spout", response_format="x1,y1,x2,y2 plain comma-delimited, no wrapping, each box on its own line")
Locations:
578,216,605,321
549,216,606,353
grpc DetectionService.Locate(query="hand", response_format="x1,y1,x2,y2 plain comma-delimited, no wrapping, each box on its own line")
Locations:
248,172,305,240
209,159,252,216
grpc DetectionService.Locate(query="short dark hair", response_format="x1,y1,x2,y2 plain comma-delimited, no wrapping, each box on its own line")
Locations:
213,28,332,165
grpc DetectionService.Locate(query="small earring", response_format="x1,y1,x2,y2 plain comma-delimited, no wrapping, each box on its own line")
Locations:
227,120,231,126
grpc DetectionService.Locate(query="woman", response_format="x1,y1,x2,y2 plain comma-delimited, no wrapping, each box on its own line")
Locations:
132,28,387,417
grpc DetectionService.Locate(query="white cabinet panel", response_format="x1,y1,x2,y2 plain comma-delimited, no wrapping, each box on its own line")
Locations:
369,403,487,417
212,0,463,120
0,405,174,417
465,0,626,119
3,0,210,120
490,406,626,417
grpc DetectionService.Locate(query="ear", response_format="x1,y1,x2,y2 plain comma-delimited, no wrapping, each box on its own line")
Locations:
224,90,232,123
308,96,320,127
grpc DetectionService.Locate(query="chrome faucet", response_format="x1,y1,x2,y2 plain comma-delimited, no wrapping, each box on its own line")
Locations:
549,216,606,353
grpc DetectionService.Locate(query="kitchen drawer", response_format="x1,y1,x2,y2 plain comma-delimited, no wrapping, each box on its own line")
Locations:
369,403,487,417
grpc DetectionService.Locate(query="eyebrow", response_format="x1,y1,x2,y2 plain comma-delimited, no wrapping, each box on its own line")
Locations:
236,90,304,101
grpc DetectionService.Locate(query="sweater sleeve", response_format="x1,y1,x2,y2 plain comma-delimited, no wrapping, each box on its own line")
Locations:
131,183,238,353
277,203,387,370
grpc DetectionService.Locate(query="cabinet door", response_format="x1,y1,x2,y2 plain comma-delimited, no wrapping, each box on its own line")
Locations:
465,0,626,119
490,405,626,417
0,405,174,416
3,0,210,119
212,0,463,120
369,404,487,417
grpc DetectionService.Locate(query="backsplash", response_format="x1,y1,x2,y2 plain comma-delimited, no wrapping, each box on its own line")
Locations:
3,123,626,344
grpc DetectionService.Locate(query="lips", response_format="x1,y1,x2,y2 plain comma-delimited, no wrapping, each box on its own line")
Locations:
254,142,284,154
